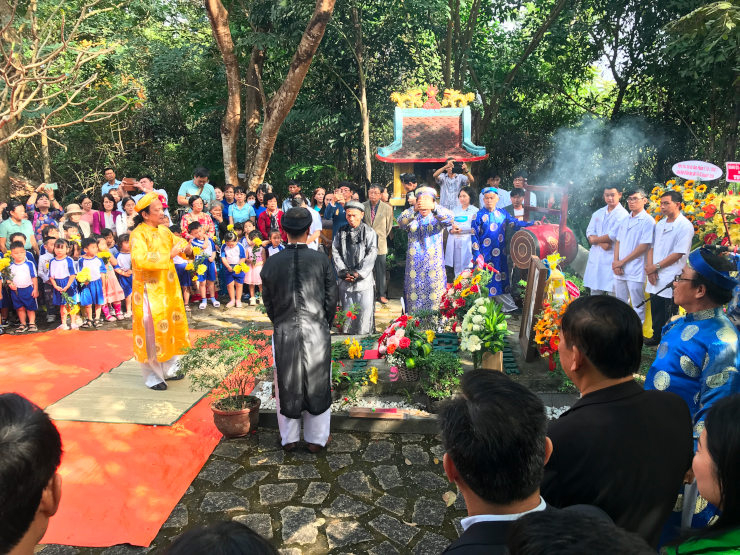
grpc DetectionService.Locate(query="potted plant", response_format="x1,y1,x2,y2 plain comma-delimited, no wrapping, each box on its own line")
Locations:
178,325,271,438
378,315,437,382
459,297,509,370
417,350,463,412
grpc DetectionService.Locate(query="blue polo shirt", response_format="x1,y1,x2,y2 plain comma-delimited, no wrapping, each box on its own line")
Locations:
229,203,256,224
0,218,34,250
178,180,216,209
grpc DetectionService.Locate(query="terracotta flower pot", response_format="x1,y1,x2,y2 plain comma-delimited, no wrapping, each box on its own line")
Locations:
211,395,261,438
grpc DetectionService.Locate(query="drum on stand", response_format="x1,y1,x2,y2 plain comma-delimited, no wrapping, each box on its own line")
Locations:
510,224,577,269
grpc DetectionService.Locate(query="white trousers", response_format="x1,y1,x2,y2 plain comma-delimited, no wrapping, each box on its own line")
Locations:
494,293,518,313
273,369,331,446
140,291,181,387
590,288,614,296
614,279,646,323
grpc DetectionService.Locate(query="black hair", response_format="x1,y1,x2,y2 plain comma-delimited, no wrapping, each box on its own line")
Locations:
7,200,24,214
41,228,60,241
338,181,355,192
507,507,653,554
165,520,277,555
9,240,25,251
187,221,202,233
102,193,116,211
684,394,740,542
9,232,26,243
0,393,62,554
233,222,244,233
291,195,307,208
257,183,273,194
445,156,455,162
368,184,384,194
35,192,49,202
188,195,203,208
263,193,277,204
246,191,256,199
193,167,210,178
121,196,136,209
224,184,235,191
288,179,301,187
248,230,261,240
560,295,642,378
510,188,526,198
223,231,238,243
81,237,98,250
660,190,683,204
243,219,256,227
691,249,736,305
625,189,647,199
270,229,283,238
53,238,69,251
457,186,477,207
489,170,501,180
103,167,114,173
439,370,547,505
513,170,528,179
101,228,115,239
117,233,130,247
78,194,93,205
139,174,154,182
233,186,246,195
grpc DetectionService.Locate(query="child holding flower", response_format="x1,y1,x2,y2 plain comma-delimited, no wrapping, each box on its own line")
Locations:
48,238,80,330
77,237,107,328
7,241,39,333
188,221,220,309
219,231,246,308
97,236,126,321
243,227,264,305
115,234,133,318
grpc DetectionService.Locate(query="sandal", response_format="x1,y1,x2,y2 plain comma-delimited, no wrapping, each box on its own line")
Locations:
26,324,38,333
15,324,29,334
105,314,116,322
95,317,105,326
80,319,92,329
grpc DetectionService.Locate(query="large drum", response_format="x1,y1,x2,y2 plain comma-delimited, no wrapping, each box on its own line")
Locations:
510,224,577,269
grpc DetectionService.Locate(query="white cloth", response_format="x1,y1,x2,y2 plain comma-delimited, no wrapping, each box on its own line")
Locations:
116,214,134,236
614,210,655,283
49,256,75,280
307,208,323,251
614,279,647,323
140,290,181,387
646,214,694,298
479,189,511,209
116,252,132,271
273,369,331,446
10,261,35,288
445,205,479,277
221,243,246,265
103,212,115,230
437,173,469,211
38,252,53,282
78,256,105,281
583,204,629,291
460,497,547,530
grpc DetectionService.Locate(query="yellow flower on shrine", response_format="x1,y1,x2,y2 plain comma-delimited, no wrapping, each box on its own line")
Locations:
696,184,707,193
368,366,378,384
471,275,481,285
425,330,436,343
461,288,472,297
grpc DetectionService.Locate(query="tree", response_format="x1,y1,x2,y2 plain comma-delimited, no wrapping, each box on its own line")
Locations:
205,0,241,187
0,0,137,198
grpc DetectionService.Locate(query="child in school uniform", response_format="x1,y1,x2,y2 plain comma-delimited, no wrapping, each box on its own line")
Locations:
220,231,246,308
7,241,39,333
77,237,107,328
49,238,80,330
101,228,119,256
97,236,125,321
189,221,220,309
243,229,264,305
265,229,285,258
37,234,57,323
115,233,133,318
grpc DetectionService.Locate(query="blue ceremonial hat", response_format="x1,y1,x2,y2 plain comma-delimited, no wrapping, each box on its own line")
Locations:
415,186,438,199
481,187,499,196
688,248,739,291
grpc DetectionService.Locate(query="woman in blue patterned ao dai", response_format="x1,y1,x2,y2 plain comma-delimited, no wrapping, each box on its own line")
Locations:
397,187,454,313
472,188,536,300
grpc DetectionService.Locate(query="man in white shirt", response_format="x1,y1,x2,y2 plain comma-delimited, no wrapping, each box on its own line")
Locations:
435,157,474,211
644,190,694,345
101,167,121,197
513,171,536,207
612,189,655,323
440,370,551,553
292,195,322,250
583,187,629,295
133,175,172,226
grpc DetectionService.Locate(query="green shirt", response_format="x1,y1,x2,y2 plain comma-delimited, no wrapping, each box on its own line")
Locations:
0,218,34,249
661,527,740,554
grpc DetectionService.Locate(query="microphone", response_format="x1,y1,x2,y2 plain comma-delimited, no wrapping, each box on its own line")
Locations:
635,282,674,308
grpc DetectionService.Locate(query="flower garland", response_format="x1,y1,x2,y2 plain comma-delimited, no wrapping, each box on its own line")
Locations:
438,265,494,329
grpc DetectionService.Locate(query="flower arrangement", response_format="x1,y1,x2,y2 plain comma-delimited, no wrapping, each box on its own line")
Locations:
251,237,263,258
345,337,363,359
98,251,111,262
60,291,80,315
647,179,712,229
694,185,740,247
76,267,91,285
458,297,509,368
232,263,243,274
439,265,494,329
334,303,360,330
331,362,379,405
533,300,570,370
378,314,437,378
0,256,11,283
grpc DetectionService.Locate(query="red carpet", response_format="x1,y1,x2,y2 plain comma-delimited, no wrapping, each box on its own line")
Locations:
0,329,224,548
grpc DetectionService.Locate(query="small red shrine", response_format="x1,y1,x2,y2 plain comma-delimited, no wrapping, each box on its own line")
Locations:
377,85,489,205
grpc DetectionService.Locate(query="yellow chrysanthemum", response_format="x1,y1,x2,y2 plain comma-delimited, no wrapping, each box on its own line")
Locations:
196,264,207,275
185,262,194,271
368,367,378,384
76,267,91,283
425,330,436,343
192,246,203,256
0,258,9,270
233,264,242,274
227,224,234,231
253,238,263,247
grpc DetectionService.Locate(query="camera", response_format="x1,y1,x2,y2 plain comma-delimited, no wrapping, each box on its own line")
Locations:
452,162,464,174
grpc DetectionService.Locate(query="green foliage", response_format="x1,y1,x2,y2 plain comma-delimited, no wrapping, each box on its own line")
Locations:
418,351,463,400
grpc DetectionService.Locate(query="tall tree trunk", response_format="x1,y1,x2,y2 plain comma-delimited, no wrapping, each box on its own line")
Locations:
244,46,265,179
610,80,627,120
351,1,371,185
247,0,337,191
0,122,14,200
205,0,242,187
40,129,51,182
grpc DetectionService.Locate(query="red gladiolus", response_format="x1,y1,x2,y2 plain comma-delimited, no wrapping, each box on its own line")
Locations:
455,282,462,290
470,284,480,293
415,321,420,327
399,337,411,349
452,321,458,332
704,233,718,245
722,236,730,246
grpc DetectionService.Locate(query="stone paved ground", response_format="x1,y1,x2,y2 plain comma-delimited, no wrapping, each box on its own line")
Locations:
40,431,468,554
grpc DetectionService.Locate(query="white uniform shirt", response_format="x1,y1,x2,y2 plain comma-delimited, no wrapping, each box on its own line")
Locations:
307,208,323,251
48,257,76,280
77,256,106,281
10,260,36,288
220,243,246,265
646,213,694,298
116,252,132,271
615,210,655,283
583,203,629,291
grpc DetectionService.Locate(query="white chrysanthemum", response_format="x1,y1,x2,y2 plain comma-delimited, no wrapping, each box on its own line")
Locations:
468,335,482,351
472,315,484,324
478,306,487,314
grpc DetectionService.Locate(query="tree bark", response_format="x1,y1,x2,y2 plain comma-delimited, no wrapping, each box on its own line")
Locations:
244,45,265,179
351,1,371,185
246,0,337,191
40,129,51,182
205,0,242,187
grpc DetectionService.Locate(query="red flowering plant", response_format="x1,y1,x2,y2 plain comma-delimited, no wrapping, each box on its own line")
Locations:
438,263,495,330
377,314,435,373
334,303,360,331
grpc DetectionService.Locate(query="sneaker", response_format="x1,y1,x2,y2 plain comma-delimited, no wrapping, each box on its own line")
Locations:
249,297,256,306
116,313,125,321
124,311,132,318
46,313,56,323
226,300,236,308
58,323,70,330
199,300,207,310
211,298,221,308
235,300,243,308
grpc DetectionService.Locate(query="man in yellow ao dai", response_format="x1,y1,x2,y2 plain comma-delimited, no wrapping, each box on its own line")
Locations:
130,192,191,390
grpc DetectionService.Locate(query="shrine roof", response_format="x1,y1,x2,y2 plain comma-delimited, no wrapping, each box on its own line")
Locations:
377,107,488,164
